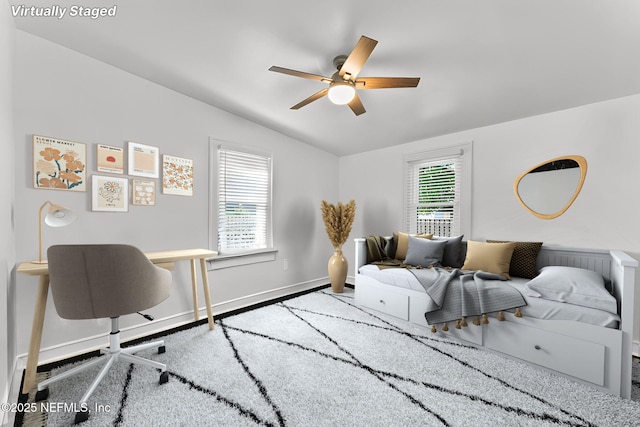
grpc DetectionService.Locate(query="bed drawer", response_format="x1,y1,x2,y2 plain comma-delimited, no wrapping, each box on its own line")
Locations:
484,321,605,386
357,287,409,320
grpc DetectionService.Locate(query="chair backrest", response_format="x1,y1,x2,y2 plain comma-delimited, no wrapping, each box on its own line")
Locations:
47,244,172,319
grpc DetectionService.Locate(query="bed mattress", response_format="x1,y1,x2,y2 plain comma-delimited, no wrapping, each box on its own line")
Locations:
358,264,620,328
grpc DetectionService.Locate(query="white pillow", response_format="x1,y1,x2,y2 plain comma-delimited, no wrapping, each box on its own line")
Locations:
525,266,617,313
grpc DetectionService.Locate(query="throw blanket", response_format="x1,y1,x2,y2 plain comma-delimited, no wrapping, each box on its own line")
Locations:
365,235,405,269
365,235,389,263
411,267,526,325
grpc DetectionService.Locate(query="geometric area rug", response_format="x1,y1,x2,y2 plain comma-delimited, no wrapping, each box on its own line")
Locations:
16,287,640,426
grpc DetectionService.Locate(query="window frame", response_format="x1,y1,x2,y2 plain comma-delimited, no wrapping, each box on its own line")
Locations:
208,139,276,269
403,142,472,238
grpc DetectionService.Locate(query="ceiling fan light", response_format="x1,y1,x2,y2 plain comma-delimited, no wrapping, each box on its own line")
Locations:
328,82,355,105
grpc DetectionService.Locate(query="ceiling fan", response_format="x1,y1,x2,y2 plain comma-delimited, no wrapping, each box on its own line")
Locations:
269,35,420,116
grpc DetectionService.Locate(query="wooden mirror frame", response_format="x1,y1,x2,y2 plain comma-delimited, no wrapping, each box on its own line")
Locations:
514,155,587,220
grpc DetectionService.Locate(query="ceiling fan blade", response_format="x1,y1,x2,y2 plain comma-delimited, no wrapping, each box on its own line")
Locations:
356,77,420,89
348,93,366,116
269,66,329,82
291,88,329,110
339,36,378,81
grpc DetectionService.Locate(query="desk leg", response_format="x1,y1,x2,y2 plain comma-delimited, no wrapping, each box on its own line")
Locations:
22,274,49,395
199,258,215,330
190,259,200,321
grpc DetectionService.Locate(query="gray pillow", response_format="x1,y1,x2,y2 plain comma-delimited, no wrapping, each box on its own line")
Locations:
405,236,447,267
525,266,617,313
433,235,464,268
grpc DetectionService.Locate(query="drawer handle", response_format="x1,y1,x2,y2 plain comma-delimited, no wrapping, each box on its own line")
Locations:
379,299,386,304
534,345,541,350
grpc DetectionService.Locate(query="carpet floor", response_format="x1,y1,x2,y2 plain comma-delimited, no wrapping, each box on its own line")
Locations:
18,287,640,426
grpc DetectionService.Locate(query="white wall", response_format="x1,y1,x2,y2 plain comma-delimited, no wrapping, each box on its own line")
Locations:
12,32,339,362
339,93,640,347
1,1,17,412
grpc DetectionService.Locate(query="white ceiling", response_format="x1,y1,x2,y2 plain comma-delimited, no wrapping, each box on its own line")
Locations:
10,0,640,156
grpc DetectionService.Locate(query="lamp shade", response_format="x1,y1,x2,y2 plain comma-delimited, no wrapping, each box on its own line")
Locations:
37,201,76,263
328,81,356,105
44,204,77,227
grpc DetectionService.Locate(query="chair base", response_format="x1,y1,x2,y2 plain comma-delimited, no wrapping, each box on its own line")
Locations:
35,317,168,424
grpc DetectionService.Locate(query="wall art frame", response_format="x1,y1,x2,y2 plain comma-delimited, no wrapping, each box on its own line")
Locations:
162,154,193,196
92,175,129,212
33,134,87,191
128,141,159,178
96,144,124,174
132,179,156,206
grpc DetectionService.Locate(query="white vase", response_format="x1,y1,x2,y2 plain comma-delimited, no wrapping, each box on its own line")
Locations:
328,249,348,293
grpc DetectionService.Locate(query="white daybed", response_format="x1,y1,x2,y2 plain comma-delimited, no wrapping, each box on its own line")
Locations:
353,237,638,398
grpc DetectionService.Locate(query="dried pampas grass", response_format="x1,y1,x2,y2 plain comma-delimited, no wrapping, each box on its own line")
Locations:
321,200,356,250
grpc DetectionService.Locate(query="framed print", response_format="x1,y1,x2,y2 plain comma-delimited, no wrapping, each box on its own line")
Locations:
92,175,128,212
162,154,193,196
96,144,124,174
128,142,159,178
132,179,156,206
33,134,86,191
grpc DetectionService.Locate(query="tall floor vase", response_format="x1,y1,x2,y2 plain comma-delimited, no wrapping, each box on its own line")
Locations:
328,249,348,293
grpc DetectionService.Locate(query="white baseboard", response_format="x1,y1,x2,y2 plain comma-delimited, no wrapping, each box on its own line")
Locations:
212,278,328,315
633,339,639,358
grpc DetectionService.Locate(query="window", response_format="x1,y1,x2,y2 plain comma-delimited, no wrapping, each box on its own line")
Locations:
213,142,272,255
404,143,472,237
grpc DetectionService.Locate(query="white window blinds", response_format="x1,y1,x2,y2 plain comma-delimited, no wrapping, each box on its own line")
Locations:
405,150,463,237
217,145,272,253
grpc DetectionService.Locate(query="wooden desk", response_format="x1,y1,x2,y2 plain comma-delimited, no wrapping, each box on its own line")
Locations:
16,248,217,395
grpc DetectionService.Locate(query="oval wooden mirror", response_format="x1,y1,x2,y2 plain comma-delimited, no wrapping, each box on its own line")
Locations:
514,155,587,220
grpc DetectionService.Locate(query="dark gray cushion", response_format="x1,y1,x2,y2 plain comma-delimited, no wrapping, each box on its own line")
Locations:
433,235,464,268
386,235,397,260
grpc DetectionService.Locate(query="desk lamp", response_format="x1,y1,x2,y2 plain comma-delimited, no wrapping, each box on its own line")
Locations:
37,201,76,263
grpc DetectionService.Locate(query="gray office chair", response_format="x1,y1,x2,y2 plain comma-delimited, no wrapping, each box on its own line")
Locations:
35,244,173,424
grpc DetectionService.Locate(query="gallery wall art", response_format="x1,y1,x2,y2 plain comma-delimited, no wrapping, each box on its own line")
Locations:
32,134,194,212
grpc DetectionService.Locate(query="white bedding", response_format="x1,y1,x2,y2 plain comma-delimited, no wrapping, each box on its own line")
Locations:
358,264,620,328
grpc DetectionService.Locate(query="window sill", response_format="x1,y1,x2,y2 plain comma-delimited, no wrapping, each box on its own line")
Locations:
207,248,278,270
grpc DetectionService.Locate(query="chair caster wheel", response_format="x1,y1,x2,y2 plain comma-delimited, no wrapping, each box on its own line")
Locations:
159,371,169,384
35,388,49,401
158,345,166,354
74,410,89,424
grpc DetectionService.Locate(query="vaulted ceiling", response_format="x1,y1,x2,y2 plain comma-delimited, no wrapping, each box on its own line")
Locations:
10,0,640,156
